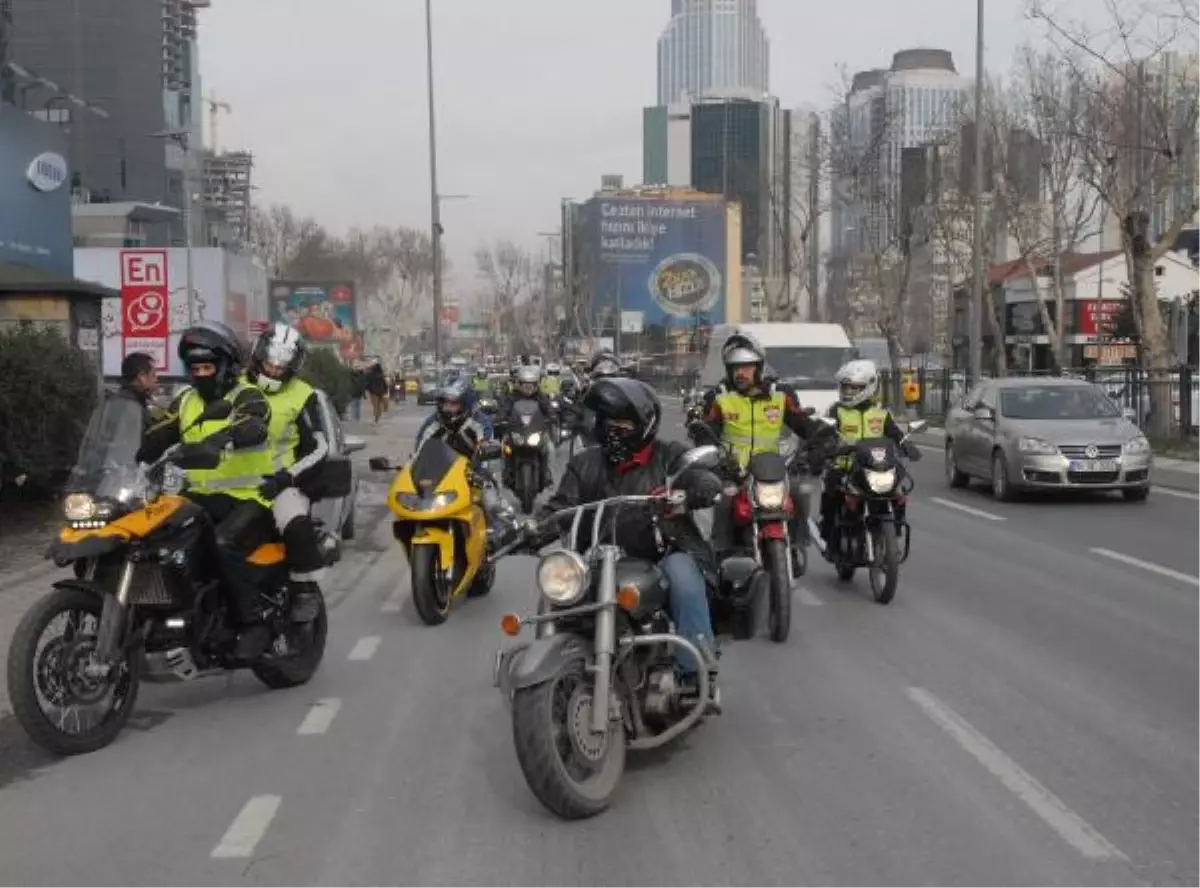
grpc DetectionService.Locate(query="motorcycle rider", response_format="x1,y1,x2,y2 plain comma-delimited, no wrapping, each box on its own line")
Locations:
524,377,723,708
471,366,493,397
138,321,277,659
500,364,554,490
817,359,921,547
540,362,563,396
245,322,332,624
700,331,827,568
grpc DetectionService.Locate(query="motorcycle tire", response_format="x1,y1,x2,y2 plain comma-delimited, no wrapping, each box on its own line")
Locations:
868,522,900,605
253,595,328,688
764,538,792,643
410,544,451,625
511,659,626,820
518,462,537,515
466,560,495,598
7,586,140,756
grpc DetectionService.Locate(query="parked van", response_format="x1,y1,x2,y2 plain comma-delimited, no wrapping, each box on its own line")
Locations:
702,323,855,415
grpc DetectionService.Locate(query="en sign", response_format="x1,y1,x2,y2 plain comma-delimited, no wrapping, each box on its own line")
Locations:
120,250,170,370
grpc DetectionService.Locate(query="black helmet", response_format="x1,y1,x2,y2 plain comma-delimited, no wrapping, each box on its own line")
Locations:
178,320,244,400
583,377,661,463
588,350,621,379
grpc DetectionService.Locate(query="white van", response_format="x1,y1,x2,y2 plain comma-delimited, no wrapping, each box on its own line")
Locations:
702,323,855,415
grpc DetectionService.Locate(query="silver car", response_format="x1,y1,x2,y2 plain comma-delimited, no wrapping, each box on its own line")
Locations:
310,388,366,539
944,377,1153,502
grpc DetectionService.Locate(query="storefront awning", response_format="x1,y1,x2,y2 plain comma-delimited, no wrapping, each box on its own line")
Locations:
0,262,118,299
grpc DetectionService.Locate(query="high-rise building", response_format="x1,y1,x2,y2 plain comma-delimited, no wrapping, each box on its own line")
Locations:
656,0,769,106
9,0,211,246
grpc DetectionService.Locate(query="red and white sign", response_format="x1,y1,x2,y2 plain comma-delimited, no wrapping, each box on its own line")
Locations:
1078,299,1124,337
120,250,169,370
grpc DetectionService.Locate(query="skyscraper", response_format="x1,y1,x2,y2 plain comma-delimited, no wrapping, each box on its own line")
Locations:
656,0,769,106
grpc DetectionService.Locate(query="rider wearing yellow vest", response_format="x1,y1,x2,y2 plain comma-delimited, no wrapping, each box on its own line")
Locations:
818,359,922,544
472,368,492,395
540,362,563,396
246,323,332,624
700,332,825,572
138,321,275,659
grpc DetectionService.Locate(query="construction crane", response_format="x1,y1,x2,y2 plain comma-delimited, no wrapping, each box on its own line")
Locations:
206,91,231,152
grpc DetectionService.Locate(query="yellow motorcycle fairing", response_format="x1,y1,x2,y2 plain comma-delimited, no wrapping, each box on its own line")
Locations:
387,437,489,599
51,494,193,560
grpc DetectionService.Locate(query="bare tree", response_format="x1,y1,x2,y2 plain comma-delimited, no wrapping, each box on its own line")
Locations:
475,241,534,354
348,227,437,367
249,203,325,278
1030,0,1199,434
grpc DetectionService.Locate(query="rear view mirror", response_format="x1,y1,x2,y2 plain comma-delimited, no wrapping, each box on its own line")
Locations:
667,444,720,485
973,406,995,421
803,405,816,416
343,435,366,455
908,419,928,434
368,456,392,472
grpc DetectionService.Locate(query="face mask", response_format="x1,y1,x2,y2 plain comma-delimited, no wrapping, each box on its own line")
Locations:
600,421,638,465
192,375,222,402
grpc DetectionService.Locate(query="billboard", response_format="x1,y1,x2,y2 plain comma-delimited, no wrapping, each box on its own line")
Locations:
269,280,363,362
119,250,171,371
582,195,733,356
0,104,73,275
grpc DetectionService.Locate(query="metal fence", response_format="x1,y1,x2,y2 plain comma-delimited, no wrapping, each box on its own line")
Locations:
878,366,1199,440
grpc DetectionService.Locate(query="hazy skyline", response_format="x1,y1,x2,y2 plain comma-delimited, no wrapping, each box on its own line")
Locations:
200,0,1049,296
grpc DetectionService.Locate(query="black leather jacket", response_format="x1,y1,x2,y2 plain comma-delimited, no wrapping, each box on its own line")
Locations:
537,440,722,589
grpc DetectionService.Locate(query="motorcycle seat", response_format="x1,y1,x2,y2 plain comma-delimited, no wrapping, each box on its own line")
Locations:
246,542,287,566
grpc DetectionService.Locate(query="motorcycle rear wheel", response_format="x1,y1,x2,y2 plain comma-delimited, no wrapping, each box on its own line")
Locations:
511,660,626,820
252,596,328,688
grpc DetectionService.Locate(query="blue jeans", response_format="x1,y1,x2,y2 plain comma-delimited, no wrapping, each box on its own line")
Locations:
350,397,362,421
659,551,715,675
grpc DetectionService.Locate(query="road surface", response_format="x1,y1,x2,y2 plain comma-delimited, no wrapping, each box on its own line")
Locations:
0,402,1194,886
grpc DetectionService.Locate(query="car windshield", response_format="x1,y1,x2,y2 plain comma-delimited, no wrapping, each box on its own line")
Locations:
763,347,854,389
1000,385,1122,420
65,396,147,498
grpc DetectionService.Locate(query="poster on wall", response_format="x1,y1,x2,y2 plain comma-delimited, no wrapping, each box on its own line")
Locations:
269,280,361,362
120,249,170,370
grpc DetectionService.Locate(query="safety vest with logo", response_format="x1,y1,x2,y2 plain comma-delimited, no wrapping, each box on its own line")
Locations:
902,373,920,404
260,377,316,473
178,382,273,505
540,376,561,396
835,405,890,470
714,388,787,469
472,376,491,394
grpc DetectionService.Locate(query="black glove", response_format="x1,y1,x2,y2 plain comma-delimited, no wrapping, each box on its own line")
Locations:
902,441,923,462
258,470,294,500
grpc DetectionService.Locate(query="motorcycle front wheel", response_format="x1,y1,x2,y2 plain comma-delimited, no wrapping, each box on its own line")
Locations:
763,538,792,643
511,660,626,820
868,522,900,604
7,587,140,756
410,544,452,625
517,461,537,515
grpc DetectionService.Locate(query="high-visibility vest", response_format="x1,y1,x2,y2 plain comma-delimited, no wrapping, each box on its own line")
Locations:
834,405,890,470
178,381,272,505
540,376,561,396
714,387,787,470
260,377,315,473
472,376,491,393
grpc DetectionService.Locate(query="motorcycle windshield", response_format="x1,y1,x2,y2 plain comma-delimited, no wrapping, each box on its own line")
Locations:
510,401,546,431
854,437,898,468
64,396,148,501
410,436,460,490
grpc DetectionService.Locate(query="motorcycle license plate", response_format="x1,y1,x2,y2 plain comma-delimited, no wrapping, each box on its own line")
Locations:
1068,459,1117,472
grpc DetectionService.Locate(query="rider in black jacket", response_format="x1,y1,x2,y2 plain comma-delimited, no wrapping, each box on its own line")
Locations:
529,377,723,706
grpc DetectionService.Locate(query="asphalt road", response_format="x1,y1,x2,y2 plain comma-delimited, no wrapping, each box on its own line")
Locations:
0,401,1195,886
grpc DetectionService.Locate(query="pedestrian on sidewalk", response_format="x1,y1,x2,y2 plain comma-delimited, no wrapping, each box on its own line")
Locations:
349,366,367,422
366,361,388,423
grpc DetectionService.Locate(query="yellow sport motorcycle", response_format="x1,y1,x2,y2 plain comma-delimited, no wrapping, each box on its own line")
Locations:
6,395,346,756
369,426,504,625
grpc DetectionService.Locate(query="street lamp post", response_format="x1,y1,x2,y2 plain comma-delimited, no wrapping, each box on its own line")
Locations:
152,128,196,326
423,0,444,370
968,0,986,384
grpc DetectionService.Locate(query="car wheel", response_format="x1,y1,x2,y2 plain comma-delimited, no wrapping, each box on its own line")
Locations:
341,507,356,540
991,450,1016,502
945,441,969,487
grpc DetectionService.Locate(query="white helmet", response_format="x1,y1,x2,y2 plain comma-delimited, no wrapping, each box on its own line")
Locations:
835,359,879,408
515,365,541,388
546,362,561,375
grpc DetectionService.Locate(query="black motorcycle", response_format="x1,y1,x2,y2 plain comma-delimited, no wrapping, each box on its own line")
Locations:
502,400,550,514
817,420,926,604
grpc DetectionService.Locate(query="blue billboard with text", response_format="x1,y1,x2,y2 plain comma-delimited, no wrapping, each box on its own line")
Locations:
583,195,729,358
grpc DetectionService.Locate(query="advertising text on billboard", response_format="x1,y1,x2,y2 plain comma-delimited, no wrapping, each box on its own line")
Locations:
120,250,170,370
270,280,363,363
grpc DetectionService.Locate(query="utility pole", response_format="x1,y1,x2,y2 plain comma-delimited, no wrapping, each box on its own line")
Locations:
424,0,444,370
968,0,986,384
0,0,14,105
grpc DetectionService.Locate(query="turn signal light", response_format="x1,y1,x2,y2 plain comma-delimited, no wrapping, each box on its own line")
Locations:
499,613,521,636
616,585,640,611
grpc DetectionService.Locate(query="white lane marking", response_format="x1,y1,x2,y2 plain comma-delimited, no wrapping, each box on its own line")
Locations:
347,636,381,661
929,496,1006,521
211,795,282,859
793,584,824,606
296,698,342,736
1152,486,1199,501
1089,548,1199,586
906,687,1127,862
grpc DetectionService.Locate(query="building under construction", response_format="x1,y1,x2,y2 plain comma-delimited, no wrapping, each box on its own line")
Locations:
201,150,253,248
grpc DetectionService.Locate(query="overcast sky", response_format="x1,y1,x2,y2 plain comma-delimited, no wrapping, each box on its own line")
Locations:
199,0,1070,295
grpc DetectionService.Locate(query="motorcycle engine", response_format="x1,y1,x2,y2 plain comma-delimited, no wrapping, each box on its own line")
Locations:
643,667,679,716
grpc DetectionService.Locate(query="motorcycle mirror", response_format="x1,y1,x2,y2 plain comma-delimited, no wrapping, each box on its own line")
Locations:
368,456,392,472
907,419,928,435
803,405,816,416
819,416,837,428
666,444,720,485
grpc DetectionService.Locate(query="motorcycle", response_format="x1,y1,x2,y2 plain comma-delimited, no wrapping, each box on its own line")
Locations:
7,396,344,756
368,427,503,625
814,419,926,604
493,444,745,819
502,400,550,514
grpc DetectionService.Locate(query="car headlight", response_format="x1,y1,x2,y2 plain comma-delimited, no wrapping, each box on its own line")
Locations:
753,481,787,508
536,550,589,606
1019,436,1058,455
526,432,542,447
1123,435,1150,454
865,468,897,494
63,493,95,521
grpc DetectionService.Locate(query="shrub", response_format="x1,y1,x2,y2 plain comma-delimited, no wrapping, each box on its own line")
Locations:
300,347,353,416
0,323,98,498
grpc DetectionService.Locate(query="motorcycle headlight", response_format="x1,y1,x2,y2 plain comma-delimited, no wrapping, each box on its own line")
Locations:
753,481,787,508
526,432,543,447
536,550,589,606
397,490,458,510
865,468,897,494
63,493,95,521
